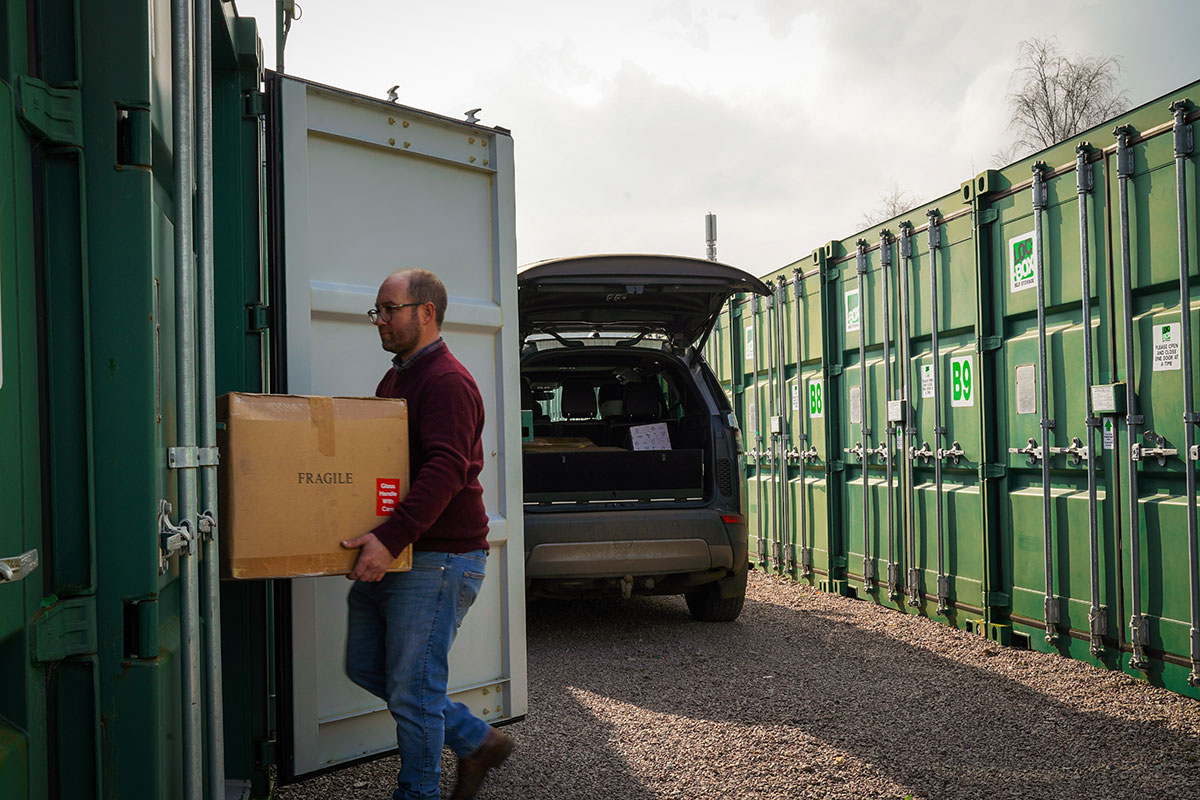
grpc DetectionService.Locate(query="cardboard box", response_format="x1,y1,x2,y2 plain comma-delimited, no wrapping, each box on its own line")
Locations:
217,393,412,579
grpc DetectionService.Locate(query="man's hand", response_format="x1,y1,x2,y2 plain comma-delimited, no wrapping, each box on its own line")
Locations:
343,532,393,582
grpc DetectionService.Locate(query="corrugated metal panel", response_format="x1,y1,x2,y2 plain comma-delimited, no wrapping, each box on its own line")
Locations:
725,79,1200,699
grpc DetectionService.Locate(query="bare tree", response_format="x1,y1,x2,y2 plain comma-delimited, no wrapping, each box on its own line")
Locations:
859,182,919,230
993,37,1129,166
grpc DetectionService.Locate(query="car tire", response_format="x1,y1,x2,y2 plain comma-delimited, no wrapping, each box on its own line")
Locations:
684,581,745,622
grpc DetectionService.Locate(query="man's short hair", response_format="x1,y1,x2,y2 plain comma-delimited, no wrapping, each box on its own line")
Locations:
399,269,448,328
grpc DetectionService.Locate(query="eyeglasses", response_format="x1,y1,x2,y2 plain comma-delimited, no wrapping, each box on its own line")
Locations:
367,302,424,323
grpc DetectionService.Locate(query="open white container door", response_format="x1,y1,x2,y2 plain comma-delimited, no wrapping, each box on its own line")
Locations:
271,74,526,779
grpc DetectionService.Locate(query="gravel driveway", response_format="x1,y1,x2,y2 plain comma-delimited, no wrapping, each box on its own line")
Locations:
278,570,1200,799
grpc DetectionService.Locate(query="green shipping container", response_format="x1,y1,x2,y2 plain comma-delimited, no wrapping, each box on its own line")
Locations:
726,78,1200,700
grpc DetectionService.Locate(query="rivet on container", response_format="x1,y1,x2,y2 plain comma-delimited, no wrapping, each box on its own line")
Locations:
469,156,476,163
402,120,410,128
469,137,476,144
388,137,395,146
403,141,411,148
388,117,395,125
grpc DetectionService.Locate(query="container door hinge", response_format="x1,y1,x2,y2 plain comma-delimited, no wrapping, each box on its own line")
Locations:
168,446,220,469
247,303,271,332
829,459,845,472
976,335,1003,353
977,208,998,224
158,500,195,574
17,75,82,147
827,364,843,378
979,463,1006,479
984,591,1010,608
32,595,97,663
244,89,267,118
0,549,39,583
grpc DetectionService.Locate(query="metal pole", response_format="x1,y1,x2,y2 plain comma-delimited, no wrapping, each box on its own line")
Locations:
776,279,792,574
899,222,920,607
766,283,779,571
880,231,899,599
855,242,874,590
195,0,226,792
1031,162,1060,644
1116,125,1150,670
1170,101,1200,686
706,212,717,262
752,295,766,568
172,1,203,797
793,268,812,577
927,211,949,615
1076,145,1106,657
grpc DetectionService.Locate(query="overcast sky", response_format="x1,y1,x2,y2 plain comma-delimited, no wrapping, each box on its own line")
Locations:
233,0,1199,278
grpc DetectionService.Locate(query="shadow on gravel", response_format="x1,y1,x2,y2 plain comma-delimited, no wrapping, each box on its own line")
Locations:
278,578,1200,800
497,586,1200,800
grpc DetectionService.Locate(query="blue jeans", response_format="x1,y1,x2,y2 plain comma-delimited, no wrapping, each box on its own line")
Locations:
345,549,492,800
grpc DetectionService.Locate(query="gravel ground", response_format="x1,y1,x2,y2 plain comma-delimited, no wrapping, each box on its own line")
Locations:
278,569,1200,799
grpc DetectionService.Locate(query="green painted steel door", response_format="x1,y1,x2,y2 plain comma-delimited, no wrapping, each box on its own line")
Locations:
786,265,832,585
0,63,42,800
905,211,985,619
1109,108,1200,693
990,157,1121,667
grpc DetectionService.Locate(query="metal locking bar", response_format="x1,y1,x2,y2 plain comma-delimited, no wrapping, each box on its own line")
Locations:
159,499,196,575
0,549,40,583
1131,430,1178,466
1048,437,1089,466
1008,438,1043,465
938,441,966,465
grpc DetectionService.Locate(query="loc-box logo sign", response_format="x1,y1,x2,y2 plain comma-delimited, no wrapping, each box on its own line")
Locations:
1009,231,1038,293
845,289,860,333
950,355,974,407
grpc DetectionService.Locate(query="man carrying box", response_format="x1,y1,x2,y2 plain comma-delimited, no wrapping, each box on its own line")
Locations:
342,268,514,800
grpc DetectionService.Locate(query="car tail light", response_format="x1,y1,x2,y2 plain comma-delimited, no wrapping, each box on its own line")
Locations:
721,514,745,525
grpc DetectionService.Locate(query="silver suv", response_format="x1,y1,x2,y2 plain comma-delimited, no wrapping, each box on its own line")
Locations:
518,254,769,621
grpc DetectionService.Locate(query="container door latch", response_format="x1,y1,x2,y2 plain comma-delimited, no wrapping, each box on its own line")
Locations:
0,549,39,583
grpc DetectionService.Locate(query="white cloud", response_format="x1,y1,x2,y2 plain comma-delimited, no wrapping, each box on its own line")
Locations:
234,0,1200,277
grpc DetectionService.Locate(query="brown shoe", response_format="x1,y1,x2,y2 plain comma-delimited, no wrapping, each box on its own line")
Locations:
451,728,514,800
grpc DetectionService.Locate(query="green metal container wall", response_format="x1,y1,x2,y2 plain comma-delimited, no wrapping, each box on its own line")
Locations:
1,2,270,798
728,79,1200,700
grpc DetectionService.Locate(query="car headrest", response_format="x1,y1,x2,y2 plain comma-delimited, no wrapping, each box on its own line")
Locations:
560,381,597,419
597,384,624,421
623,380,662,422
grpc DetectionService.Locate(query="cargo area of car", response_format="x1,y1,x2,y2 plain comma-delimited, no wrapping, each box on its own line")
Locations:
520,344,713,505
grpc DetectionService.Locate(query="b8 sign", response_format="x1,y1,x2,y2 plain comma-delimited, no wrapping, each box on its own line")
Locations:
949,355,974,407
807,379,824,418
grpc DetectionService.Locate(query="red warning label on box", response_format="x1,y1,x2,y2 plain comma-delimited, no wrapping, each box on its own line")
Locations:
377,478,401,516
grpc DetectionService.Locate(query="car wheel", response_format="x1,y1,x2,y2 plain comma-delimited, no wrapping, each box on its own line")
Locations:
684,581,745,622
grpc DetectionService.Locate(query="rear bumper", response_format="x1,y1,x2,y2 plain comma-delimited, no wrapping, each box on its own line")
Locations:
523,507,747,580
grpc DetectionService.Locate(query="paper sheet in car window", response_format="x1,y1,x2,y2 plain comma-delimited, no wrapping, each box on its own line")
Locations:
630,422,671,451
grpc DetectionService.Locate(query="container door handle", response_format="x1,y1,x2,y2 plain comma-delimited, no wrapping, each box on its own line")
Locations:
0,549,39,583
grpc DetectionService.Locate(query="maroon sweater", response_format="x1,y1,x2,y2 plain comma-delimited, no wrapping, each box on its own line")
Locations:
370,340,490,555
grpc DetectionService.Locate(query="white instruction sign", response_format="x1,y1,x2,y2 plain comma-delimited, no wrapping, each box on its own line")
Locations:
921,364,935,399
1153,322,1182,371
849,386,862,424
845,288,860,333
747,401,757,431
1103,418,1115,450
744,325,755,361
630,422,671,451
1009,231,1038,293
950,355,975,407
792,381,800,412
808,379,824,419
